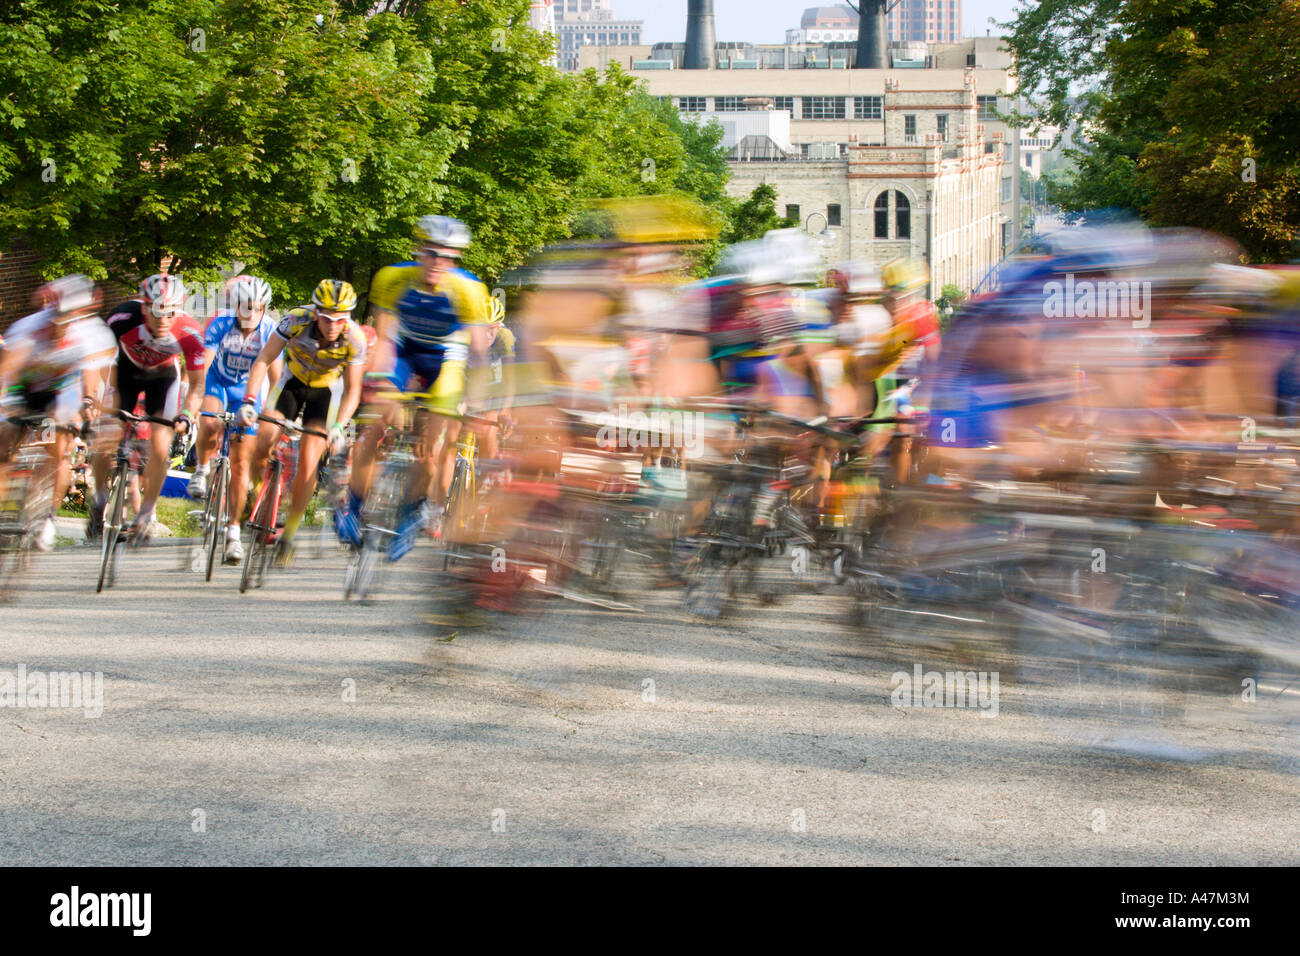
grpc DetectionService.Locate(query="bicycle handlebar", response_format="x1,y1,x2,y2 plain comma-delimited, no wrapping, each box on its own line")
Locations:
1,414,83,437
113,409,176,428
256,414,330,440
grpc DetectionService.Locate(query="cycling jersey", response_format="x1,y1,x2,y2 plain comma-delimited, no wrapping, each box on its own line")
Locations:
368,262,491,357
105,300,205,376
273,307,368,387
3,308,115,396
203,311,279,385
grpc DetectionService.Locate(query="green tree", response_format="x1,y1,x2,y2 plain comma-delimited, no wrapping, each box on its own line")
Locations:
721,183,793,244
1003,0,1296,259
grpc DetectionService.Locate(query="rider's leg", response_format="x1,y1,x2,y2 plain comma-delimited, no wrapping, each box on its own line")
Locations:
90,385,123,511
228,429,254,537
134,374,180,527
136,422,173,526
282,427,327,545
193,392,225,471
347,400,396,501
0,421,18,504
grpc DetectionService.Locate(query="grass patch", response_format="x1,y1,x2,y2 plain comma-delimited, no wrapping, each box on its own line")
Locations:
153,497,203,537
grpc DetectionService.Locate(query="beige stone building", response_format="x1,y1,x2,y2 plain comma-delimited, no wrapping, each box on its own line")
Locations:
579,37,1019,294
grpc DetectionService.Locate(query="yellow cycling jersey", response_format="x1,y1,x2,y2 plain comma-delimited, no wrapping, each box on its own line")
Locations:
274,307,369,387
368,263,492,350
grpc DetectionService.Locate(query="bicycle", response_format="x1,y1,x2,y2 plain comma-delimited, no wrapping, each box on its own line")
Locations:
191,409,246,582
96,408,175,593
240,414,328,593
343,390,493,601
0,414,81,602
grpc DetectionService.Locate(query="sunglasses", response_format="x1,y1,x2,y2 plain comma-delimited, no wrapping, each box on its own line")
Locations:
418,247,459,262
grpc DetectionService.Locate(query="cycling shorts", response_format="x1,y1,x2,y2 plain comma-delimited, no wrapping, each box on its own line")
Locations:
204,370,263,437
5,381,82,426
267,366,341,429
117,362,180,421
390,339,465,411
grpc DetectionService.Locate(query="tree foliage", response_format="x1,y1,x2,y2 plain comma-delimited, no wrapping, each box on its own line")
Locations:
0,0,734,302
1003,0,1298,260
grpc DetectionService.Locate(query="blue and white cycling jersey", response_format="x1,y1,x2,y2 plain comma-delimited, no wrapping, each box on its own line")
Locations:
203,311,279,385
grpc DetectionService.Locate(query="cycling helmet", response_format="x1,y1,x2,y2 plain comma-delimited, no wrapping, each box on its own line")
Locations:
489,295,506,325
140,273,186,308
231,276,273,310
311,279,357,313
230,276,273,329
832,260,884,298
413,215,472,254
41,274,97,321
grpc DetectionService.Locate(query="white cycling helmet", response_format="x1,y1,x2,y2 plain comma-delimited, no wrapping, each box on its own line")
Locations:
413,215,472,255
42,273,97,321
229,276,273,329
139,273,186,308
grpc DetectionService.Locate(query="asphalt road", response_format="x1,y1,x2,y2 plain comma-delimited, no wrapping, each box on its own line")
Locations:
1,539,1297,865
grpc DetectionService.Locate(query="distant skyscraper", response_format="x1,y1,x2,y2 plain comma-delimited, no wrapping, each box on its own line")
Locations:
888,0,962,44
553,0,643,72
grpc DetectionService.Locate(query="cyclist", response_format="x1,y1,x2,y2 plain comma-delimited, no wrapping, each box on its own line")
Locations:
337,215,491,560
457,295,515,502
0,274,116,550
240,279,367,565
90,273,206,543
187,276,282,564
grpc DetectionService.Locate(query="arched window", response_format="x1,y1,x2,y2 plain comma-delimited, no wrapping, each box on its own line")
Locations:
895,191,911,240
874,192,889,238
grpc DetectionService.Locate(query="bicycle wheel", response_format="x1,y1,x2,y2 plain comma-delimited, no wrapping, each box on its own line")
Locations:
256,460,283,587
350,458,402,600
441,456,467,570
0,532,29,604
204,458,229,581
241,461,278,593
96,471,127,593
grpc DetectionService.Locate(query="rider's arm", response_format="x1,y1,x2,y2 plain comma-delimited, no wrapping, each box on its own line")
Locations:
244,333,288,402
0,340,28,394
337,362,364,428
369,307,398,377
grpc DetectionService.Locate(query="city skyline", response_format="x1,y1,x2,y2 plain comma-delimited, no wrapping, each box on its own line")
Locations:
609,0,1021,45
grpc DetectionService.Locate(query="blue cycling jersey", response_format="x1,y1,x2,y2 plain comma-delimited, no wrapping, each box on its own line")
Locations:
203,312,279,384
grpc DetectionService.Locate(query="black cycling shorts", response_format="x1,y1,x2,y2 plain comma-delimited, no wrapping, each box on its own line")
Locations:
269,371,340,428
117,361,180,420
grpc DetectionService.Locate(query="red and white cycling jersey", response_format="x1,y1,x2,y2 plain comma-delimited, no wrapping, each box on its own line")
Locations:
105,299,205,375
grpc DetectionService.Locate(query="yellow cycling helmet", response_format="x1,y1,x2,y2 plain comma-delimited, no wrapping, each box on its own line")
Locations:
311,279,357,313
489,295,506,325
589,195,720,244
881,257,929,295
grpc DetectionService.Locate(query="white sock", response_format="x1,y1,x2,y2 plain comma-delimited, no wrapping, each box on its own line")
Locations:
226,523,240,539
193,463,209,476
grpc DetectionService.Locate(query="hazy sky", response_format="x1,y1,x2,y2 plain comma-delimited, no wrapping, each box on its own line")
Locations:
609,0,1024,45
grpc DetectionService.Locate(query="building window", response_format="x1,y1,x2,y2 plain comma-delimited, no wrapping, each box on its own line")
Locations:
679,96,707,113
854,95,883,120
977,95,998,121
895,191,911,239
1001,176,1013,203
874,192,889,238
903,114,917,142
715,96,745,112
937,113,948,141
786,204,800,223
802,96,846,120
827,203,841,227
772,96,794,114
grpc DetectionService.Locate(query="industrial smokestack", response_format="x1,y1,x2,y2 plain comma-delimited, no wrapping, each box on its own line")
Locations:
854,0,888,69
684,0,716,69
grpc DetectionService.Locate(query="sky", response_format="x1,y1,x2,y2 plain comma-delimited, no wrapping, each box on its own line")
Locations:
608,0,1024,46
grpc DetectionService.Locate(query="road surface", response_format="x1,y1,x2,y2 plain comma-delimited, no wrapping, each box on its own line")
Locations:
1,540,1297,865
